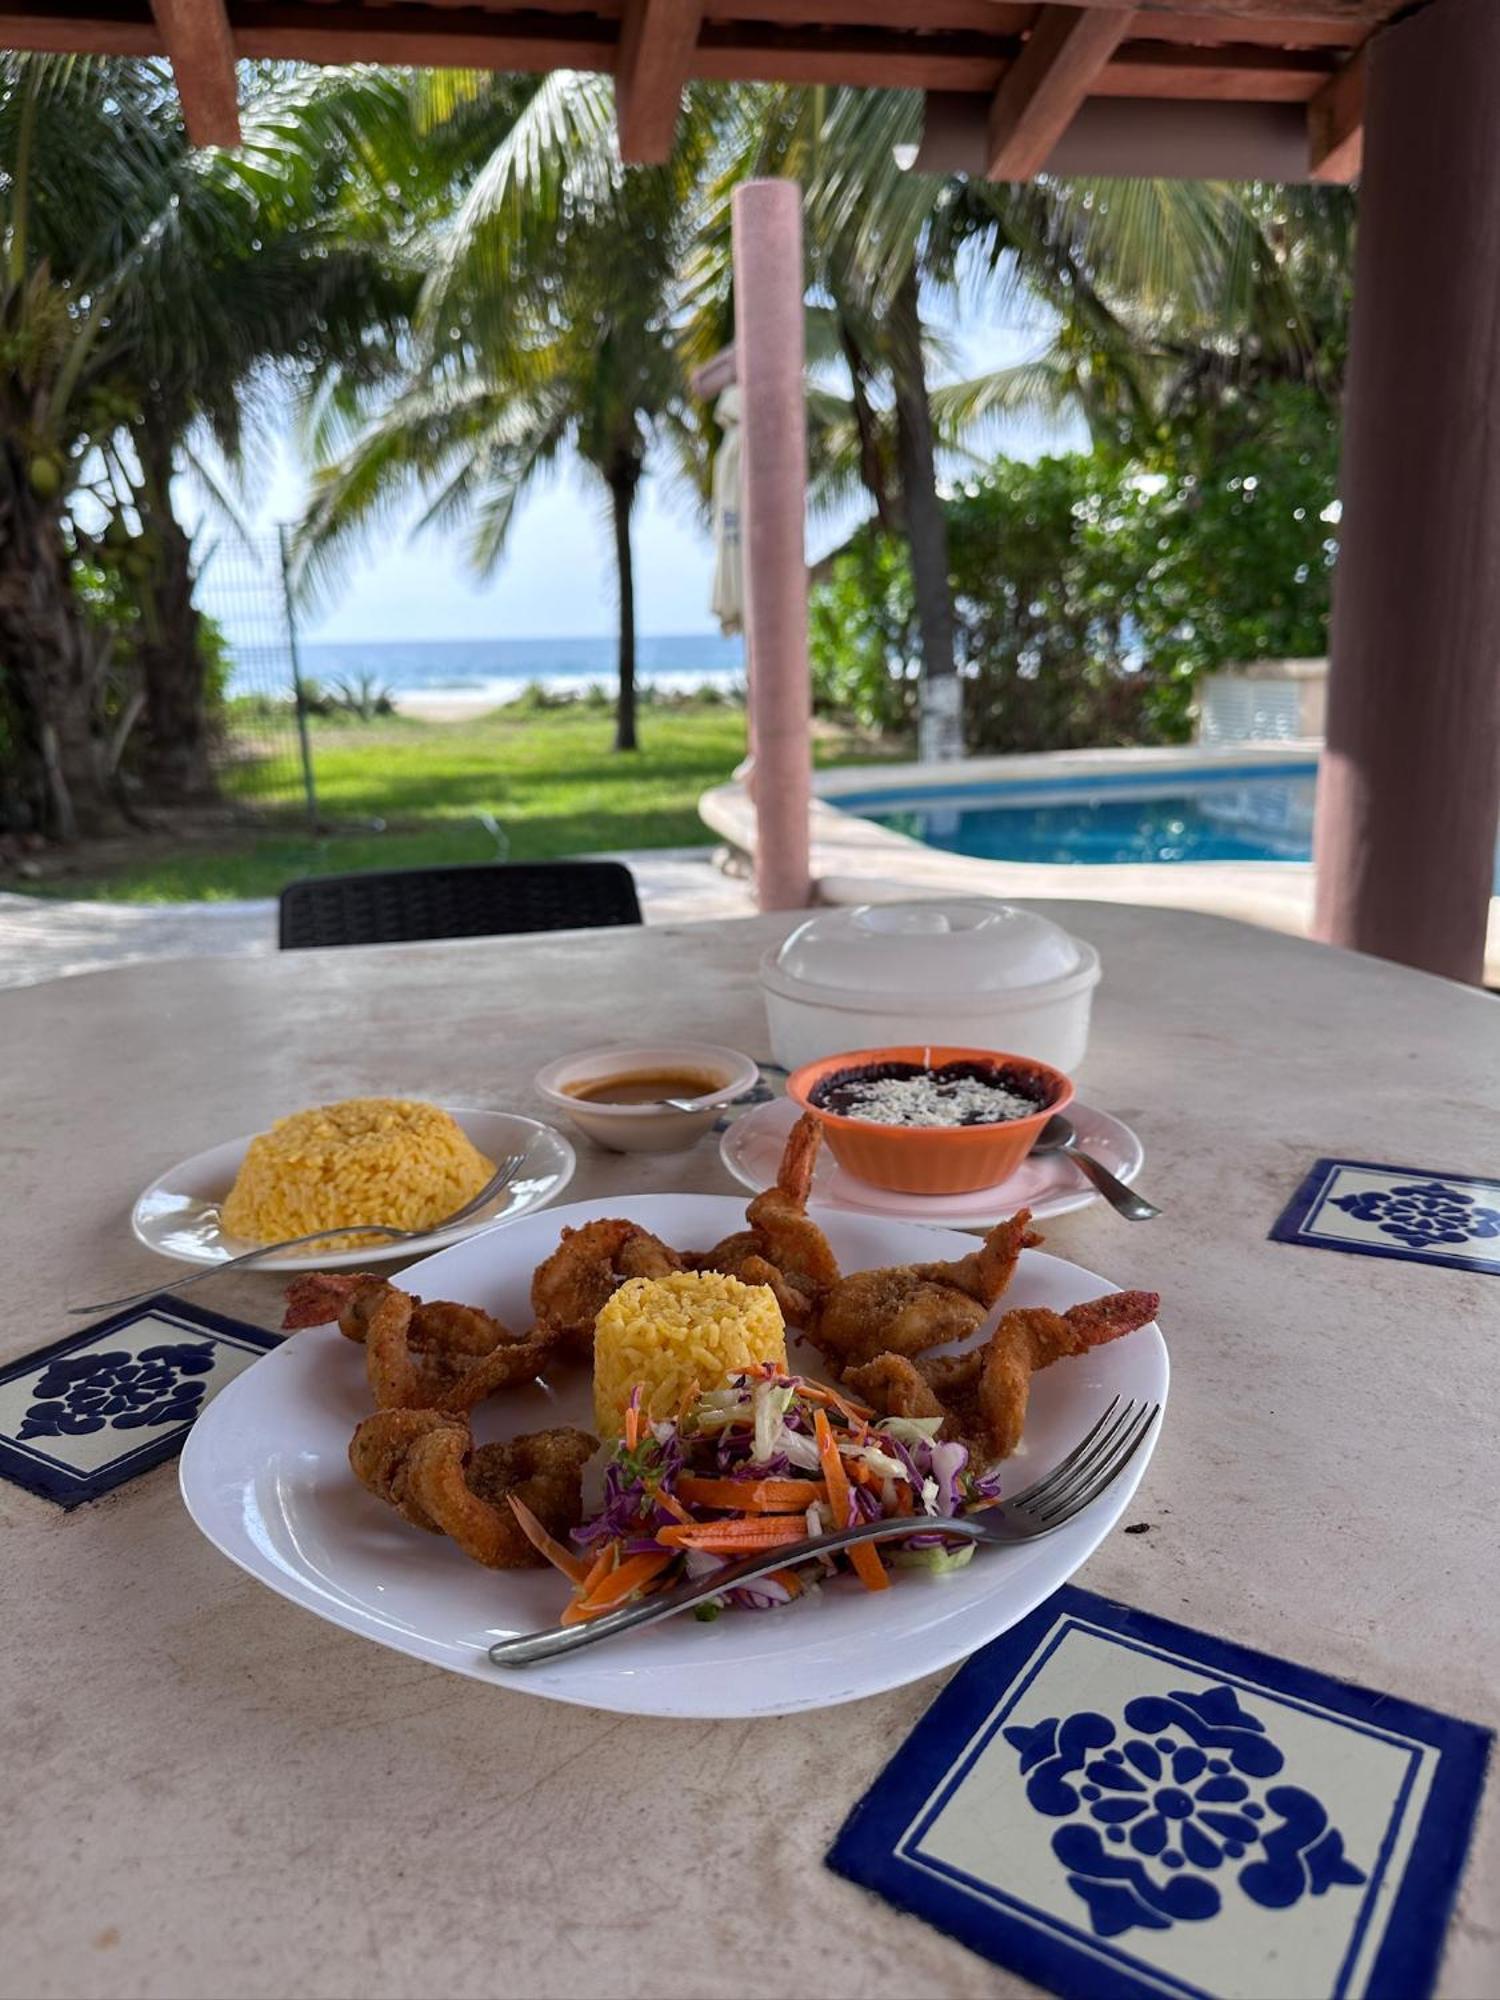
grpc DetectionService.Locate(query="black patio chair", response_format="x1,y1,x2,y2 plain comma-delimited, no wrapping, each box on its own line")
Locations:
277,859,642,950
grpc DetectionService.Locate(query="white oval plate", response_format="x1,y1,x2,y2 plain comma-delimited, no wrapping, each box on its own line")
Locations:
179,1193,1167,1719
132,1109,576,1271
721,1096,1145,1227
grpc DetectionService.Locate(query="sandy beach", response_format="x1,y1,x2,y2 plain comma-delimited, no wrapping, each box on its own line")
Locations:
391,688,525,721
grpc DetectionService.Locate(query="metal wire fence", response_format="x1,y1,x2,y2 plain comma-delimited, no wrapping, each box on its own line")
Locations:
197,525,318,825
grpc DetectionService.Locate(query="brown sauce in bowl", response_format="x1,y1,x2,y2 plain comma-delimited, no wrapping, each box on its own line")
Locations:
566,1068,726,1106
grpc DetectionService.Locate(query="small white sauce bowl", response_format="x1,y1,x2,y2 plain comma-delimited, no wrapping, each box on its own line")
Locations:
534,1042,760,1154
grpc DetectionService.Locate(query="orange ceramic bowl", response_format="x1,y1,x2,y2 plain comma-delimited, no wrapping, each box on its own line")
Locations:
786,1044,1074,1196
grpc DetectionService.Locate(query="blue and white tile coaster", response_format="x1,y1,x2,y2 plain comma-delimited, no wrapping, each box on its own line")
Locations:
0,1297,280,1507
1270,1159,1500,1276
829,1586,1491,2000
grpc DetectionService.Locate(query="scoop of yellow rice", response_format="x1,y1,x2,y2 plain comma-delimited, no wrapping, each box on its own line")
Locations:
220,1097,495,1249
593,1271,787,1438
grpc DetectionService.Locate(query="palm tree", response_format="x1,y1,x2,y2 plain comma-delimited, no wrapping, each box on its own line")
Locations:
0,57,173,836
301,74,716,754
0,58,418,828
98,63,420,802
925,178,1355,458
691,87,1315,756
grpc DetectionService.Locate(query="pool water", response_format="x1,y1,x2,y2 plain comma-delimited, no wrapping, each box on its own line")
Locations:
838,763,1500,886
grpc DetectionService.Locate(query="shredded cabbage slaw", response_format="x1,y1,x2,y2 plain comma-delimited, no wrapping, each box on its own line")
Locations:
509,1363,1004,1623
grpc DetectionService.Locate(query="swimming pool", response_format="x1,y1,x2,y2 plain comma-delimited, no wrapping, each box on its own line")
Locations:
835,760,1500,886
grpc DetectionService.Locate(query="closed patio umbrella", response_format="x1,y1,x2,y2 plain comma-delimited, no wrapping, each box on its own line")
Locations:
709,385,743,637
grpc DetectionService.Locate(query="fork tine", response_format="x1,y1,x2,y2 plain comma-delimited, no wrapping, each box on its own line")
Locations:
1005,1396,1122,1511
1033,1403,1159,1527
1015,1399,1141,1518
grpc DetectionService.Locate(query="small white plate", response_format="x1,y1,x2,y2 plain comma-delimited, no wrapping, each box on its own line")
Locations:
721,1096,1145,1227
132,1109,576,1271
180,1193,1167,1719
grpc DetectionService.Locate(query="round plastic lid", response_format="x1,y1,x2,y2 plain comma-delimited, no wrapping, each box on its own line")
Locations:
762,899,1099,1005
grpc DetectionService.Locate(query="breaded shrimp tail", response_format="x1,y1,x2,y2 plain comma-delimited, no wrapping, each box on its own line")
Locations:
846,1287,1160,1464
809,1209,1040,1374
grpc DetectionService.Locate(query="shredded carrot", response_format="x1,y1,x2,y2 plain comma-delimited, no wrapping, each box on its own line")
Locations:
816,1408,889,1593
507,1496,591,1584
575,1549,674,1614
675,1377,702,1426
577,1546,614,1598
624,1404,640,1451
656,1518,809,1552
795,1379,876,1425
893,1483,915,1517
675,1475,828,1514
654,1487,696,1526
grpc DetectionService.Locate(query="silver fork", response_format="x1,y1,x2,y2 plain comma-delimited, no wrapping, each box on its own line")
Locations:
73,1151,527,1315
487,1395,1160,1669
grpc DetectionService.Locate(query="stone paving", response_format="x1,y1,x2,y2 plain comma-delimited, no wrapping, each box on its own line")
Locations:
0,848,756,991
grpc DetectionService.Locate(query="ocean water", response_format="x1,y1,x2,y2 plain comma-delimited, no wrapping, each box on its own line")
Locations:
269,633,746,705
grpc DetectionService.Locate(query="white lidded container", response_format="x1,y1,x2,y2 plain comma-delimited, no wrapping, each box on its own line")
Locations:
760,898,1101,1074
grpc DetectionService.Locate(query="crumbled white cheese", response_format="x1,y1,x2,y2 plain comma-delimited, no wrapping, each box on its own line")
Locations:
830,1073,1039,1128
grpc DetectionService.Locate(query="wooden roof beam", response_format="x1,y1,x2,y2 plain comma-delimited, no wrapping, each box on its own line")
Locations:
150,0,240,147
1308,46,1364,179
985,4,1134,180
615,0,704,164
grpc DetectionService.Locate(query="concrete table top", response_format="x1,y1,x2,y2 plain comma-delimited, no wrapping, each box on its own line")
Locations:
1,907,1495,2000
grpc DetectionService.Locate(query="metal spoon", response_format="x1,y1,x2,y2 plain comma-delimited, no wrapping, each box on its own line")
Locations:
1031,1113,1162,1221
71,1151,527,1316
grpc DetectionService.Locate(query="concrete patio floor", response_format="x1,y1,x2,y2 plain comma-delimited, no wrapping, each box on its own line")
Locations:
0,848,756,991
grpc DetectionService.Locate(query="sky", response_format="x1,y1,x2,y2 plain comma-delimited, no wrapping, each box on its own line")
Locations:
233,301,1076,646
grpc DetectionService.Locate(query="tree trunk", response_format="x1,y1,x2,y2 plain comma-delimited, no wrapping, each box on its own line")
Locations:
889,266,962,762
0,475,119,839
838,316,899,534
608,466,640,753
135,419,218,803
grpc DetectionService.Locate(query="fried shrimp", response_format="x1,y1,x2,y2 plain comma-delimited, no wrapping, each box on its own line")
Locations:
960,1291,1159,1460
284,1275,560,1411
282,1270,380,1334
696,1114,841,1324
284,1272,518,1353
810,1209,1040,1374
529,1219,683,1356
347,1407,464,1530
841,1351,946,1425
849,1288,1160,1463
400,1423,597,1569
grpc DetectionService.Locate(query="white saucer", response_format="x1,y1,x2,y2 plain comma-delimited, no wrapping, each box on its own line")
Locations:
720,1095,1145,1227
132,1108,576,1270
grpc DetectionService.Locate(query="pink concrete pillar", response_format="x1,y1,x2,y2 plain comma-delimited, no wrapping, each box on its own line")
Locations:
732,178,812,912
1312,0,1500,984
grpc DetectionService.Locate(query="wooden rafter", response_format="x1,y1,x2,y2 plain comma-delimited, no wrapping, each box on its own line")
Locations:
1069,0,1392,18
150,0,240,146
985,5,1133,179
1308,45,1364,179
615,0,704,163
0,0,1412,170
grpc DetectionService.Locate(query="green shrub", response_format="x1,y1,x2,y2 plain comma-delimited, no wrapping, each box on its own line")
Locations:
810,385,1340,753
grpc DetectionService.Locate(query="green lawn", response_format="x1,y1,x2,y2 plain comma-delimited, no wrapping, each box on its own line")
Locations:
20,702,898,903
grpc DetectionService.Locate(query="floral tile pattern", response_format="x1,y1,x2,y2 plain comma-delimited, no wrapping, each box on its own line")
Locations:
829,1586,1491,2000
1269,1160,1500,1277
0,1297,279,1507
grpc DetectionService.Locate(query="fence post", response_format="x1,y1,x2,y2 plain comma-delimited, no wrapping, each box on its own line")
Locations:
277,524,320,832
